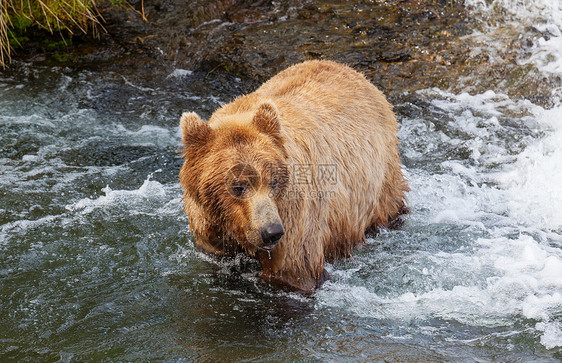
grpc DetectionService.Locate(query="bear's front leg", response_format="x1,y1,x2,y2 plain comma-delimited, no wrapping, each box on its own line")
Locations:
193,229,242,257
256,249,329,293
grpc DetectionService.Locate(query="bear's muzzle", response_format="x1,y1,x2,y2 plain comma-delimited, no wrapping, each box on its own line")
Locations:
260,222,284,249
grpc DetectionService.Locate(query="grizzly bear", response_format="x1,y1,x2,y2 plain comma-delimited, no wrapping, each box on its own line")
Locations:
179,60,408,292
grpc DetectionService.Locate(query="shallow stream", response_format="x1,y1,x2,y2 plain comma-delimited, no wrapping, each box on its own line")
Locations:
1,0,561,361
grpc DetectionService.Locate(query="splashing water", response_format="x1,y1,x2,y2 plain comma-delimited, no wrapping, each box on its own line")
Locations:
0,1,561,361
316,0,562,354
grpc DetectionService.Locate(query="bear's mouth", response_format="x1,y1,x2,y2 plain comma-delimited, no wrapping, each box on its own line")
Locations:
260,243,277,251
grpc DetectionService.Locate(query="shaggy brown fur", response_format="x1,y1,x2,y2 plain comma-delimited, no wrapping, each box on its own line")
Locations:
179,60,409,292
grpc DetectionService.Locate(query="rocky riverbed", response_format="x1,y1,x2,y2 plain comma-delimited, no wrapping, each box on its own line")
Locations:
10,0,556,105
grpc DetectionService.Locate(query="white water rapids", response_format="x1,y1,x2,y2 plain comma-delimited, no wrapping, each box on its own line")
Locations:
0,0,561,360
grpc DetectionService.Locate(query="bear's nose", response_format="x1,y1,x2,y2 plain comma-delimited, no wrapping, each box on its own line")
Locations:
260,223,285,247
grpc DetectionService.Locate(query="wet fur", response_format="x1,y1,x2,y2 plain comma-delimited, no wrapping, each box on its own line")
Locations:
179,60,409,293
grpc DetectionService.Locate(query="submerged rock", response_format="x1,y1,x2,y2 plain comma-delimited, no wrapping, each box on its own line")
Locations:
10,0,556,105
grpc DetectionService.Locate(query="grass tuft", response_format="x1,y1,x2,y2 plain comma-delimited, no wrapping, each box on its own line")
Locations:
0,0,104,67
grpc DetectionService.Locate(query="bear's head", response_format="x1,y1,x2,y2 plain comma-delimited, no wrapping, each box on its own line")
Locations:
179,102,289,254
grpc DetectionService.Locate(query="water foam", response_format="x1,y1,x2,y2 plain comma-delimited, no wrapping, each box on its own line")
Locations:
318,233,562,345
464,0,562,101
1,215,61,245
112,123,178,148
67,175,168,215
537,321,562,350
412,89,562,232
318,82,562,348
494,105,562,230
167,69,194,79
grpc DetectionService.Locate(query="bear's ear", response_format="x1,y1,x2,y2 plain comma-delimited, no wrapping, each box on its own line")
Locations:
252,102,281,137
180,112,213,151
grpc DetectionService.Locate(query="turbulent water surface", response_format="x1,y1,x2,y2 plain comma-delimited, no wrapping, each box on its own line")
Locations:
1,1,562,361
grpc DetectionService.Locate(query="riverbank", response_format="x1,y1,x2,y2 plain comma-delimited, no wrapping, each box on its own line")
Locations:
9,0,552,104
9,1,560,106
9,1,457,92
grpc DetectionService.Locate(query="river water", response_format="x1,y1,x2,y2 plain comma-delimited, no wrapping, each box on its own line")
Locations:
1,1,561,361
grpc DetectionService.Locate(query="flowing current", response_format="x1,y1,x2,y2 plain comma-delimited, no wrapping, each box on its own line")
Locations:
1,1,561,361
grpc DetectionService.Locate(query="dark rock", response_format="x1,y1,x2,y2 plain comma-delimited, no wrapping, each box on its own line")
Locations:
9,0,556,105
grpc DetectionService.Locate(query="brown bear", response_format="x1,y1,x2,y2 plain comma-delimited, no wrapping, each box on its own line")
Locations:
179,60,409,292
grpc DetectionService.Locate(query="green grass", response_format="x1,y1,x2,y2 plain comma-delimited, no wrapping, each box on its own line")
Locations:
0,0,103,67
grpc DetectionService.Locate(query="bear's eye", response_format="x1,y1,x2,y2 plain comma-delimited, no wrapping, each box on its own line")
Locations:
270,178,279,190
231,183,248,197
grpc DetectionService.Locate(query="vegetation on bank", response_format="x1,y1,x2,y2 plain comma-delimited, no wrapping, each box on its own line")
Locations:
0,0,109,67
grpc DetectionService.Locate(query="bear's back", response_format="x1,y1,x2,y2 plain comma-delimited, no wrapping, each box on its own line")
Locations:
255,60,397,140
